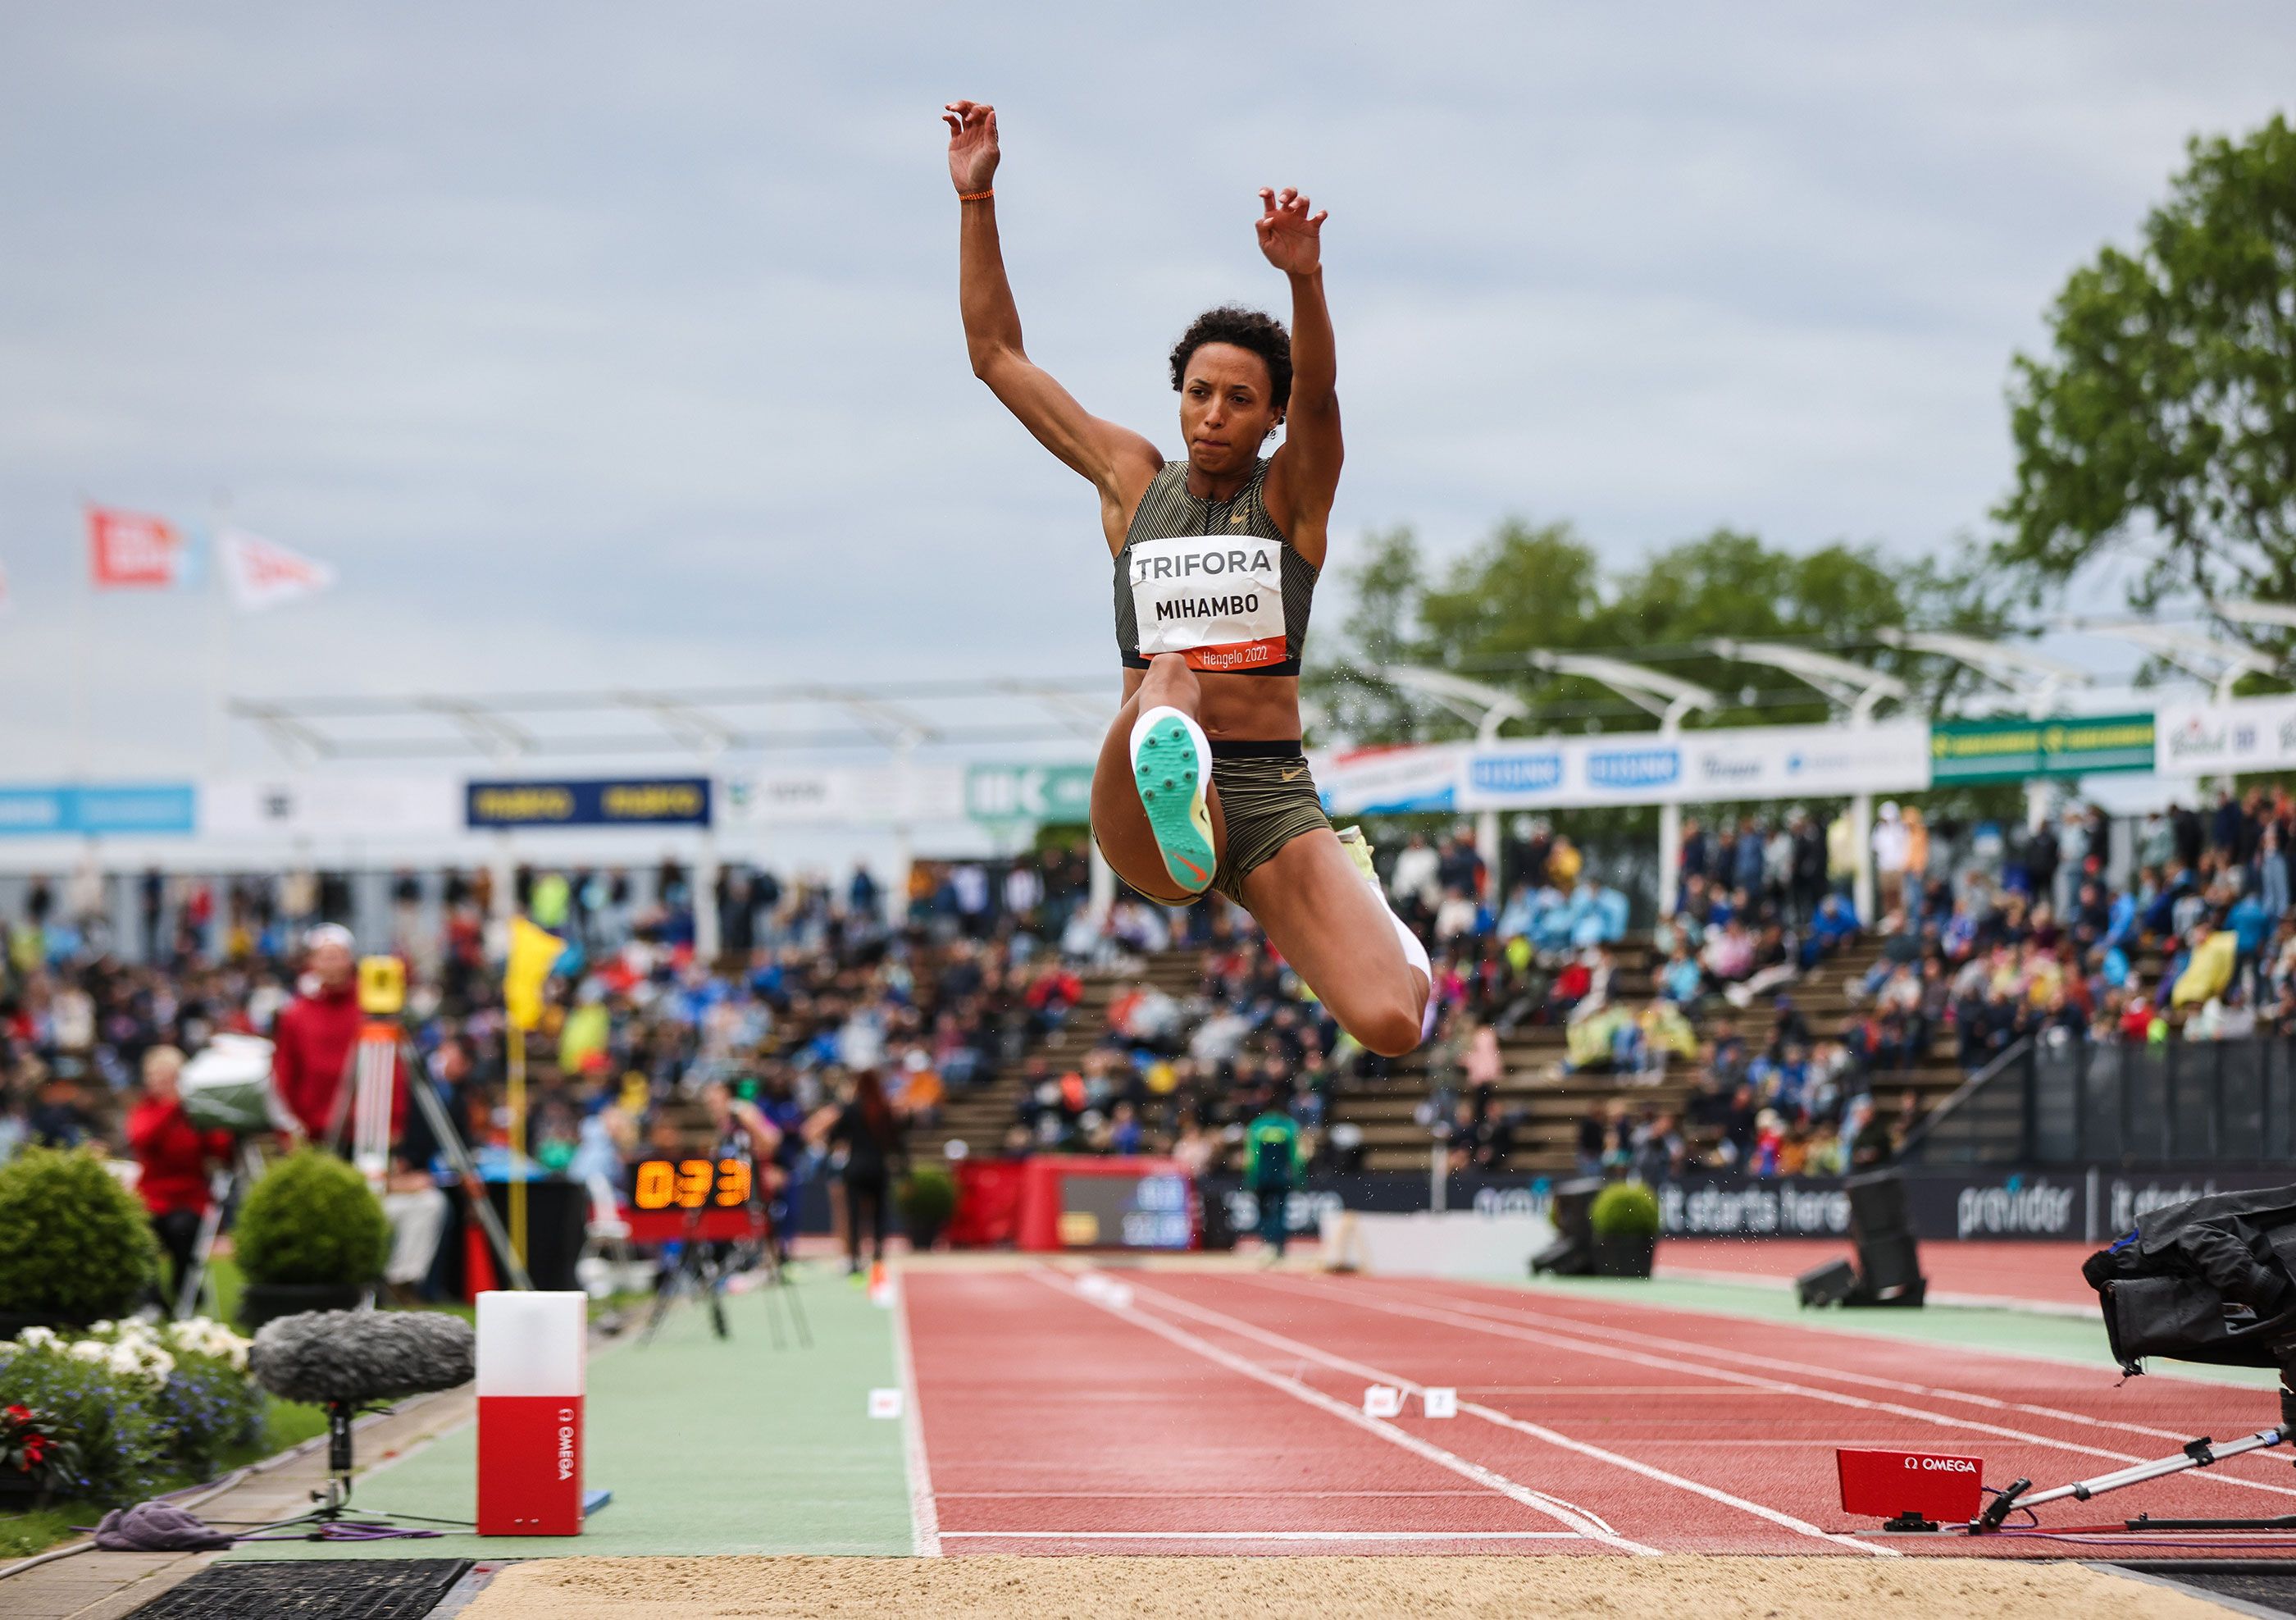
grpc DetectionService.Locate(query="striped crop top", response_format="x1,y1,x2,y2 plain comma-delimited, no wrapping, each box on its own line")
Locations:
1112,459,1318,677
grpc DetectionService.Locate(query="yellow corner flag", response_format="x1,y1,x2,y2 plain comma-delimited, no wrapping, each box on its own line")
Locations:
504,916,565,1032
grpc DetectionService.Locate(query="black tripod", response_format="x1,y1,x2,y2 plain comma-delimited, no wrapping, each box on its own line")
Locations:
326,1024,533,1292
639,1199,810,1350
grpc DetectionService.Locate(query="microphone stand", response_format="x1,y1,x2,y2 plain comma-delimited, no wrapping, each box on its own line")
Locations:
235,1399,473,1543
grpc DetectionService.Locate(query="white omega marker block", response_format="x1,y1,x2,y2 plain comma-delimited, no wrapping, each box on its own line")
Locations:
476,1292,589,1536
868,1388,904,1419
1362,1385,1403,1418
1422,1387,1458,1419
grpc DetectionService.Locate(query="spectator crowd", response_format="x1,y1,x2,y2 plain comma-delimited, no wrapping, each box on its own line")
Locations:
7,777,2296,1278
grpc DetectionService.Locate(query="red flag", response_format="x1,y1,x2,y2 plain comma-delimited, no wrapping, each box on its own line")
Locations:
86,504,186,588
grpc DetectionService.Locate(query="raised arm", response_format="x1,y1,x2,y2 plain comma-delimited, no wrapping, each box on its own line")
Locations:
1257,187,1341,567
945,101,1159,536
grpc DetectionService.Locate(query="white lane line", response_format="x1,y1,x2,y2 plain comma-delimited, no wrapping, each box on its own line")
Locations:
1129,1276,1890,1558
937,1490,1496,1499
1400,1281,2296,1493
891,1277,941,1556
939,1530,1587,1541
1260,1275,2296,1508
1032,1271,1653,1555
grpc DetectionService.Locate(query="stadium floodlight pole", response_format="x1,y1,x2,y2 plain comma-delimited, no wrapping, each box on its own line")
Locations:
1524,654,1720,920
1707,639,1909,925
1875,629,2091,831
1389,666,1531,897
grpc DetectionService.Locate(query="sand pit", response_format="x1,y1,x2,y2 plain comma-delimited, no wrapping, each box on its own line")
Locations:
457,1554,2227,1618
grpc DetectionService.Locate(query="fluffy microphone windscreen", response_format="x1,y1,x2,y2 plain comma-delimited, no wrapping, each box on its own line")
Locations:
250,1310,477,1407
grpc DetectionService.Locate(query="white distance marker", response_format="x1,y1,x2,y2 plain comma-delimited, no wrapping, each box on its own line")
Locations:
1423,1387,1458,1419
868,1388,904,1420
1362,1385,1403,1418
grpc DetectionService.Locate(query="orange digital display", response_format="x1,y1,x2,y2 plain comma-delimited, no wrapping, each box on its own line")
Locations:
631,1157,752,1212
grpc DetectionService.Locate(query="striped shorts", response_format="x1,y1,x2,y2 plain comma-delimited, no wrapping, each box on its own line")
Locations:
1207,743,1330,905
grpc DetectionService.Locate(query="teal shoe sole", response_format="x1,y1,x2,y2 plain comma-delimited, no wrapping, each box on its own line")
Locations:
1133,716,1214,893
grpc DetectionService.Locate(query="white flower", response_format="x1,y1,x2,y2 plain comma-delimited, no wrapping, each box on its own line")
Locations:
16,1326,57,1350
105,1344,172,1382
157,1317,249,1367
67,1340,110,1363
89,1321,115,1336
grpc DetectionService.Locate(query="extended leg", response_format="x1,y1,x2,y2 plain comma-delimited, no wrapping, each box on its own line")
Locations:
1244,828,1431,1056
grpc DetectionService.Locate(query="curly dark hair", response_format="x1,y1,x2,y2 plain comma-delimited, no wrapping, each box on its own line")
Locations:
1168,305,1292,413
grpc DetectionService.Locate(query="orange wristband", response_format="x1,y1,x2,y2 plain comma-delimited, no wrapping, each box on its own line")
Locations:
959,188,994,203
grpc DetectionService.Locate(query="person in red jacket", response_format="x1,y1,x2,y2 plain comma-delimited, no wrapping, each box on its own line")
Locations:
271,924,403,1144
127,1045,234,1311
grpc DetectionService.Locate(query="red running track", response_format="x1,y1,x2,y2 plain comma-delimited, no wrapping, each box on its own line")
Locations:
900,1267,2296,1557
1657,1239,2102,1311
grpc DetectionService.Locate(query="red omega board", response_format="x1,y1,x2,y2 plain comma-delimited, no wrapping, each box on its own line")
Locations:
1836,1448,1985,1524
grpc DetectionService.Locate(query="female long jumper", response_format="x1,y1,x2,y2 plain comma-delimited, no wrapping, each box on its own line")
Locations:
945,100,1428,1056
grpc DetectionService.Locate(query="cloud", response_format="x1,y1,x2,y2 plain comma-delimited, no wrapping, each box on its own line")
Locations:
0,2,2288,777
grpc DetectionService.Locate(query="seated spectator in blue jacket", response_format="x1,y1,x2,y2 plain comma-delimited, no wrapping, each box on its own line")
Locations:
1801,892,1859,967
1660,945,1703,1006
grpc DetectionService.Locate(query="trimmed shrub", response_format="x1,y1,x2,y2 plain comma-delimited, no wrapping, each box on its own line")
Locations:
1588,1180,1661,1240
0,1148,159,1325
897,1166,958,1244
233,1152,390,1288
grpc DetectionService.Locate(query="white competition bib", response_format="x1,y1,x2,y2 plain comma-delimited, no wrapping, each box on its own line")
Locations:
1128,533,1287,672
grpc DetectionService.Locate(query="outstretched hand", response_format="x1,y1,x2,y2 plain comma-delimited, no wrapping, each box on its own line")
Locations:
944,100,1000,194
1255,187,1326,276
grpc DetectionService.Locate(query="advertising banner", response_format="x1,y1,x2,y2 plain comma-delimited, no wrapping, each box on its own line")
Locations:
1314,721,1929,815
203,776,462,841
1315,743,1468,816
963,762,1094,825
466,777,712,829
0,783,197,837
1670,720,1934,804
1200,1166,2296,1246
2153,695,2296,778
1929,712,2156,783
722,764,966,828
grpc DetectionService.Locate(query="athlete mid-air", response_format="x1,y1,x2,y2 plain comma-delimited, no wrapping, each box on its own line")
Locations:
945,98,1428,1056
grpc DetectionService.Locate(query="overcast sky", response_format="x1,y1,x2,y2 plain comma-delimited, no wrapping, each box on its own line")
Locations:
1,2,2290,781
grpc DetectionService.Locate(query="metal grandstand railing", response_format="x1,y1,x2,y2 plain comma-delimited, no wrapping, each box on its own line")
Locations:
1895,1038,2038,1167
1902,1033,2296,1167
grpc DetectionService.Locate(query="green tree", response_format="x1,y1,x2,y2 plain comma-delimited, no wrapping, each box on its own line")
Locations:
1310,514,2015,751
1996,115,2296,636
1304,525,1428,743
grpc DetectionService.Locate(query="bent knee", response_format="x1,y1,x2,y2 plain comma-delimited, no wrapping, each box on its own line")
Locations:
1354,1000,1426,1058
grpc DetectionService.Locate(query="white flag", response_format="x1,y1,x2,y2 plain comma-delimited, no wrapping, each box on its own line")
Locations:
220,527,335,613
